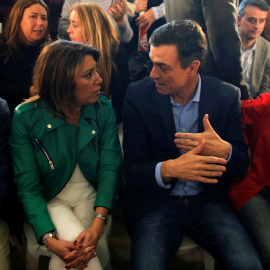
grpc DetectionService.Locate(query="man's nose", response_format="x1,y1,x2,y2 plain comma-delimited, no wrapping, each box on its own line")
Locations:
150,65,159,79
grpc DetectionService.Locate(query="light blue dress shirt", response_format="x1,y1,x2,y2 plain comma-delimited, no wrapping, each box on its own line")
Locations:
241,41,256,94
155,75,231,196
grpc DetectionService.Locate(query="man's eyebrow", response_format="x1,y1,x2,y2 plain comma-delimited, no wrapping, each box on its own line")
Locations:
153,62,171,68
247,16,267,20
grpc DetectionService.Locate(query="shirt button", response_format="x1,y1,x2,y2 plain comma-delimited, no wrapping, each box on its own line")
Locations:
183,109,185,112
47,124,52,129
185,187,189,190
183,128,186,131
92,130,96,134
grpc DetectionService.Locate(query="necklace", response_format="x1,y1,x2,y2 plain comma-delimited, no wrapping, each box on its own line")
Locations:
66,110,81,126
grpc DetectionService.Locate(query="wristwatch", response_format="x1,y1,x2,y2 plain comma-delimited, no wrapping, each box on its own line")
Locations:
94,213,107,224
42,231,58,250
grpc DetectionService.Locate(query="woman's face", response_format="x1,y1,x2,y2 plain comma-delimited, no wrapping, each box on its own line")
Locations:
67,10,85,43
73,55,103,107
20,4,48,46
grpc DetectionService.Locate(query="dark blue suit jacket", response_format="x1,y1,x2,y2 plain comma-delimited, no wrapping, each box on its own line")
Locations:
0,98,12,217
122,75,249,233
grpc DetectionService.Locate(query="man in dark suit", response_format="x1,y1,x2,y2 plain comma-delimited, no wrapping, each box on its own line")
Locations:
122,20,262,270
0,98,12,269
165,0,247,98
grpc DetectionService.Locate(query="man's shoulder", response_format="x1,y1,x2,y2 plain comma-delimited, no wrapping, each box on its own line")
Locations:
257,36,270,53
127,77,157,96
200,74,240,96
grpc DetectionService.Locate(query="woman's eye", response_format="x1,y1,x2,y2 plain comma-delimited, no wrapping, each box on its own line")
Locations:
86,72,92,78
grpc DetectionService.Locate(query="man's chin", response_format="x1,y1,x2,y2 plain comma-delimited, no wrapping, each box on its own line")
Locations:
157,87,169,95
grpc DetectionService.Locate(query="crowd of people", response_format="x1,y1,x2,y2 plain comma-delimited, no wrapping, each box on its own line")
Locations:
0,0,270,269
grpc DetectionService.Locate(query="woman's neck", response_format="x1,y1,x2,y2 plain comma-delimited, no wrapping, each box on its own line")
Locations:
66,106,82,126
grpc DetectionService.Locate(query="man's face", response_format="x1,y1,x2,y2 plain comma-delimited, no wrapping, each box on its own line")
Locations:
238,5,268,42
149,45,190,96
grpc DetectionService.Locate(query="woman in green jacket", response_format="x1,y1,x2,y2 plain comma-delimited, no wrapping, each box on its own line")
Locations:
9,40,122,270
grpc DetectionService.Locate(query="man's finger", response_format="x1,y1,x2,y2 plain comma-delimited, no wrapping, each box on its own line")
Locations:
175,138,196,146
175,132,196,140
145,23,152,31
203,114,215,133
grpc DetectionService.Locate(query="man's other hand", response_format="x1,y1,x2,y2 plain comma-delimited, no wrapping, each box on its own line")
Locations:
161,140,226,184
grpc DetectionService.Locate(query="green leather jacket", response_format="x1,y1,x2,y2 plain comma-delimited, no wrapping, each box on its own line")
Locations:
9,95,122,242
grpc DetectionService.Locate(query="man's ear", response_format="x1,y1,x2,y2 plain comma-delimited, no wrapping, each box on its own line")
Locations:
238,15,242,27
188,60,200,77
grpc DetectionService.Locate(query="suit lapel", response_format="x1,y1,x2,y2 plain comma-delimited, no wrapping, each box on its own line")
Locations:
199,76,214,132
251,37,264,97
154,91,179,157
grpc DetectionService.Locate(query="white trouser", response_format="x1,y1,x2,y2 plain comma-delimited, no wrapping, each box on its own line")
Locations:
47,196,103,270
0,219,10,270
25,164,112,270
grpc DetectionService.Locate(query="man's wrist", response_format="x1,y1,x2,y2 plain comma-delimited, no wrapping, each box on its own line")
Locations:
220,141,231,160
160,160,173,183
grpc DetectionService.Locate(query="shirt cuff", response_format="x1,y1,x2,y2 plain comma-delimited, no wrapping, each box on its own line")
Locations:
151,2,165,20
155,162,171,189
226,143,232,163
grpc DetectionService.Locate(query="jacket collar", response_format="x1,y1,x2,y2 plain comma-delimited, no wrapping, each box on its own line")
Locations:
153,90,179,157
198,74,218,132
38,99,101,132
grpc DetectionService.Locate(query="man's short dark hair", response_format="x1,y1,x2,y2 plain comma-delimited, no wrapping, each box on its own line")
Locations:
239,0,269,17
149,20,208,69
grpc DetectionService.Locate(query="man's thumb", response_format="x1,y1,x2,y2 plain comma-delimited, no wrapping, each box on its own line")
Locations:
190,140,205,155
203,114,214,132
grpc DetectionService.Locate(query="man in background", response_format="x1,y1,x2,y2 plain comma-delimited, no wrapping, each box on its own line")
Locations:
165,0,248,98
238,0,270,98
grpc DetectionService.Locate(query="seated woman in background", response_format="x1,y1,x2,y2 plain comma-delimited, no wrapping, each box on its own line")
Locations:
67,3,129,123
58,0,133,43
9,40,122,270
229,93,270,270
0,0,49,115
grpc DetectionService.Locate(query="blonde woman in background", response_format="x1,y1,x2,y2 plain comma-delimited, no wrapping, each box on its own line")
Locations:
58,0,133,43
67,3,129,123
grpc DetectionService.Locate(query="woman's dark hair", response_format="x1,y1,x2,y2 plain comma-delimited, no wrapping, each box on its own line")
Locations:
2,0,49,63
26,40,100,118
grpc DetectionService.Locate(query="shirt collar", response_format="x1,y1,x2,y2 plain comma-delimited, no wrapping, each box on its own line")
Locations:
241,40,257,53
170,74,201,106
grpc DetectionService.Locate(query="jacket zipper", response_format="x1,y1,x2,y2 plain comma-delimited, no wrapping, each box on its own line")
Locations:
35,138,55,170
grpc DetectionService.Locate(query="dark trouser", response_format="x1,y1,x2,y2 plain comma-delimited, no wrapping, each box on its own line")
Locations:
130,194,262,270
238,186,270,270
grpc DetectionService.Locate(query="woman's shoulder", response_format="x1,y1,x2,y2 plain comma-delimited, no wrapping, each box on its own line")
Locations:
98,94,111,104
14,99,41,115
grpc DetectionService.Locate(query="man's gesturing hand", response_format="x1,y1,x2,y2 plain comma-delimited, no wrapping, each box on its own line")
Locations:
174,114,231,159
161,140,226,184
